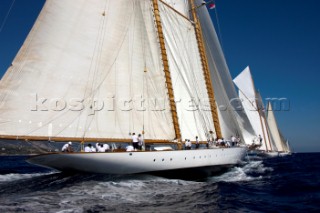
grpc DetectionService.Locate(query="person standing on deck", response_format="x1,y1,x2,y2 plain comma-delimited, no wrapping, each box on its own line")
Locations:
258,134,263,146
131,133,139,151
138,134,143,150
185,139,192,150
231,135,237,146
195,136,200,149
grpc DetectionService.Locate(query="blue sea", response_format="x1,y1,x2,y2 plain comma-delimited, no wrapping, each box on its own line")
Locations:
0,153,319,212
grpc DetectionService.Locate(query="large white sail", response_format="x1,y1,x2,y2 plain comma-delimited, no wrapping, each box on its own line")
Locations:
233,66,271,150
159,1,215,141
266,101,286,152
195,1,256,142
0,0,178,140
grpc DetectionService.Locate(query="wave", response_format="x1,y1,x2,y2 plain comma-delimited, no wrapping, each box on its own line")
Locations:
0,172,56,183
208,160,273,183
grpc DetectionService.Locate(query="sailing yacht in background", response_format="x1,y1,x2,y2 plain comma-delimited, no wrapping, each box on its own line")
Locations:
0,0,248,174
233,66,280,157
266,102,291,155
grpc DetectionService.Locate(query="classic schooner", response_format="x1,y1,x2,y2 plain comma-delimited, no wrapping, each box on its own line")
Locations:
266,101,291,155
234,66,289,157
0,0,248,174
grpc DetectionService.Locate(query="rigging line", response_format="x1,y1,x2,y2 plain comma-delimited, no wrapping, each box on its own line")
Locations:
129,1,136,133
141,3,147,135
81,15,105,138
201,28,239,136
213,3,225,52
165,6,208,136
187,30,212,134
81,0,109,138
177,7,212,135
82,0,109,102
0,0,15,32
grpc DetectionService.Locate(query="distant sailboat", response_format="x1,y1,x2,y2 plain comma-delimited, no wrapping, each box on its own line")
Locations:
0,0,247,174
266,101,291,155
233,66,279,157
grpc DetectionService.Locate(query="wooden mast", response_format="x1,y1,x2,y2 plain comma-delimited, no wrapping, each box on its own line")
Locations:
251,85,271,151
237,85,270,151
257,96,273,151
189,0,222,139
152,0,181,141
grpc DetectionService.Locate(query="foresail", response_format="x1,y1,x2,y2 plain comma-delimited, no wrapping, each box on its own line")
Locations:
0,0,176,140
195,0,256,142
158,1,215,141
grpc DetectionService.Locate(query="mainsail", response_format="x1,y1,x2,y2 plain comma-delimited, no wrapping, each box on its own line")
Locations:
0,0,219,142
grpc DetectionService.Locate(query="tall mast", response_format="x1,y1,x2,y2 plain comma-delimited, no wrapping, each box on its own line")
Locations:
255,90,272,151
189,0,222,139
152,0,181,141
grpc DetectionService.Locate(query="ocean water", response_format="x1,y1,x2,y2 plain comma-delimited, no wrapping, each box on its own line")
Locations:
0,153,319,212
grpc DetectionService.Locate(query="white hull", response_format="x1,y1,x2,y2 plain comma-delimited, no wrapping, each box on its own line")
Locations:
263,151,280,158
279,152,291,157
248,150,281,158
27,147,247,175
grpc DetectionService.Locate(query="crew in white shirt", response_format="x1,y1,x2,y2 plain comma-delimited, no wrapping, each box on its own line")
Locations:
103,143,110,152
62,141,73,152
91,145,97,152
84,144,93,152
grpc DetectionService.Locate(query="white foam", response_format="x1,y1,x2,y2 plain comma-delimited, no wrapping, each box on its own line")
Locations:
0,172,55,183
209,160,272,183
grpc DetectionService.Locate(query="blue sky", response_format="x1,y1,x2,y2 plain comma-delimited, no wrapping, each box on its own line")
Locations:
0,0,319,152
209,0,320,153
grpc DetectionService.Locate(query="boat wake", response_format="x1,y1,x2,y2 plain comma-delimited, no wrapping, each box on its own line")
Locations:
208,160,273,183
0,172,56,183
0,160,275,213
